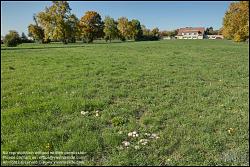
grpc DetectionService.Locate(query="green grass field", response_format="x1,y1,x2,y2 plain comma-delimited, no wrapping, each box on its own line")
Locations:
1,40,249,165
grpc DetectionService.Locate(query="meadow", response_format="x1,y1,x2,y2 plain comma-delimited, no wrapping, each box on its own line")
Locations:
1,40,249,165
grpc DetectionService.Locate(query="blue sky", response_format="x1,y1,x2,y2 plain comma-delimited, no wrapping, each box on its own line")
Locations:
1,1,232,36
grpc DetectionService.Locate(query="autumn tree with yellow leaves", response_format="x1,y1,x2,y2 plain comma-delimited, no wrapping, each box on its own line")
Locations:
28,15,46,43
79,11,104,43
117,17,143,41
28,1,158,43
117,17,130,41
222,1,249,42
130,19,143,41
36,1,78,44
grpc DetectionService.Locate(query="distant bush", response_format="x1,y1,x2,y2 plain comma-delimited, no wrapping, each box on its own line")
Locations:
21,32,34,43
138,35,160,41
4,30,22,47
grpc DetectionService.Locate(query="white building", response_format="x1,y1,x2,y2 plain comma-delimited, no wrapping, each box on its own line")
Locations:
162,36,175,40
175,27,205,39
206,35,224,39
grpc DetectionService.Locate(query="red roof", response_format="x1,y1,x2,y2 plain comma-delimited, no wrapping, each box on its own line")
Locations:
177,27,205,36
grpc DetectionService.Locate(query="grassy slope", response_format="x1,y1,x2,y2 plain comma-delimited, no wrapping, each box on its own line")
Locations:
1,40,249,165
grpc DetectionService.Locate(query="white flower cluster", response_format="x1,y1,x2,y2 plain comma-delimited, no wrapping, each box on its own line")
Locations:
80,111,89,115
149,133,160,139
120,131,160,149
95,110,100,117
139,139,149,145
121,141,140,150
128,131,139,138
80,110,101,117
122,141,130,147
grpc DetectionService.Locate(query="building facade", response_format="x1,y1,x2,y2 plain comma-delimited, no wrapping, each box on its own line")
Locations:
175,27,205,39
206,35,224,39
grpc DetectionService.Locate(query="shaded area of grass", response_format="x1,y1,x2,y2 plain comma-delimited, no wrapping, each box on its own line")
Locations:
1,40,249,165
0,39,133,50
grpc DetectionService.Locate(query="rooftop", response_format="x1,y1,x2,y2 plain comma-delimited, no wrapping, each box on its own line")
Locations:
177,27,205,35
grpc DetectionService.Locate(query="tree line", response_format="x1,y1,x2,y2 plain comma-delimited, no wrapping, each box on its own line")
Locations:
2,1,248,47
27,1,162,44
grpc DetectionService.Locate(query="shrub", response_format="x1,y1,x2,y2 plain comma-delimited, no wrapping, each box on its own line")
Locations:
138,35,160,41
4,30,22,47
20,32,33,43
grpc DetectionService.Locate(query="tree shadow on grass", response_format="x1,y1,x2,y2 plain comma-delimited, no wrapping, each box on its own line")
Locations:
1,40,140,51
1,45,89,51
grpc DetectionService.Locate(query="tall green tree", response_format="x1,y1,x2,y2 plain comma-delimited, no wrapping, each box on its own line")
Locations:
79,11,104,43
20,32,31,43
66,14,80,43
103,16,119,42
222,1,249,42
205,27,219,35
130,19,143,41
